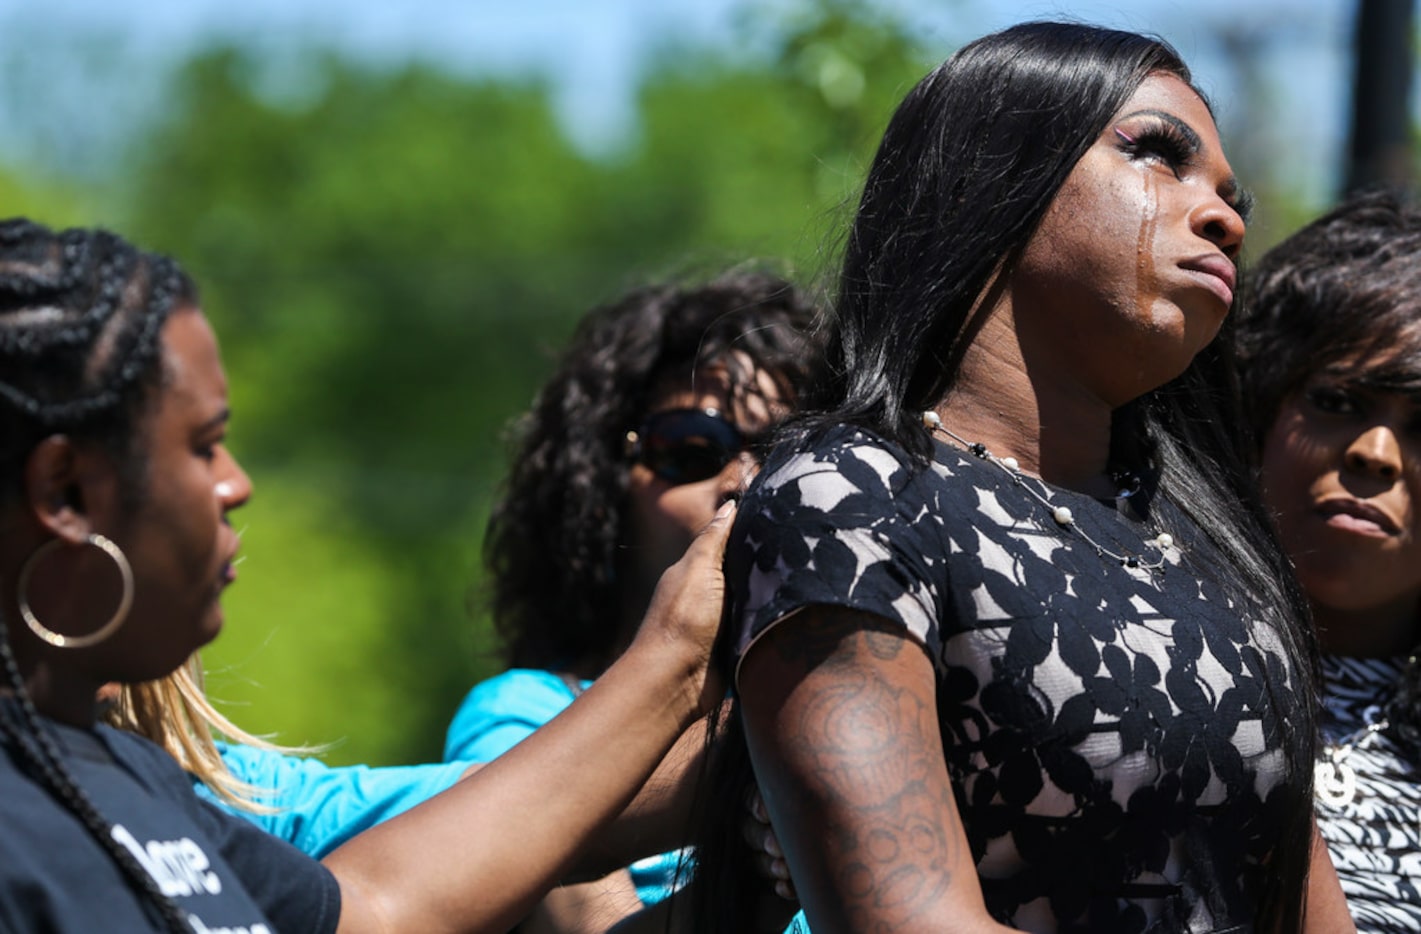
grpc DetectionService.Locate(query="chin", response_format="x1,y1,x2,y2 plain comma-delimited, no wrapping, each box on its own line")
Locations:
165,604,225,663
1296,570,1364,611
122,648,203,685
197,609,225,647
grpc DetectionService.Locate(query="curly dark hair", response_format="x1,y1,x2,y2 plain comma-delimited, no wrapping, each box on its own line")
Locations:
1239,187,1421,757
486,269,818,672
0,217,196,932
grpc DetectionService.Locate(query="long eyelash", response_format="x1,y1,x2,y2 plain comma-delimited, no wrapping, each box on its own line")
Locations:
1115,120,1195,170
1118,121,1251,221
1230,189,1256,224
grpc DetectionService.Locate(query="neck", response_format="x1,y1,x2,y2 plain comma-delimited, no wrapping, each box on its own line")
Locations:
938,302,1118,497
1314,599,1419,659
3,614,99,730
4,654,100,728
0,537,101,728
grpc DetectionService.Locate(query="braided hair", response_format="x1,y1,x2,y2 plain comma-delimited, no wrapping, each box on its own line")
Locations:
0,217,195,931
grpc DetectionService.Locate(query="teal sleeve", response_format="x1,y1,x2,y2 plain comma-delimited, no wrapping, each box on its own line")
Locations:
194,744,470,858
442,669,584,762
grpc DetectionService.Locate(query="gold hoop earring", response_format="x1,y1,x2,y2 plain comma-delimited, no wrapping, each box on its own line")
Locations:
18,534,134,649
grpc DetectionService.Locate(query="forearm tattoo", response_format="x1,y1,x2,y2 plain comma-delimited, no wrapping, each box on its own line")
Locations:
768,611,966,930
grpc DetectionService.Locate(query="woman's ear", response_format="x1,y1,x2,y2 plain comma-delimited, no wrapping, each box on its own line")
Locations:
21,436,112,544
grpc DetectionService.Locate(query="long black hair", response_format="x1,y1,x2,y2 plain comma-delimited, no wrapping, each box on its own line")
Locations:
485,269,818,673
0,217,195,931
1239,187,1421,756
689,22,1317,934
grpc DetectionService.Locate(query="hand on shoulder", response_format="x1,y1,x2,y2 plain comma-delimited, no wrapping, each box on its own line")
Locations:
624,499,737,723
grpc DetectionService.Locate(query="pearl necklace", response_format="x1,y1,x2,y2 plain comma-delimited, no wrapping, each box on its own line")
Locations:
922,410,1177,572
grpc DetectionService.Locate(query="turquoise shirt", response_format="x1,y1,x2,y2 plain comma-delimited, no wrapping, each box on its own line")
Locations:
195,742,470,858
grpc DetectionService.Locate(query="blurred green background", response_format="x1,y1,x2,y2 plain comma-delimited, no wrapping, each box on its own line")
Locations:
0,0,1390,764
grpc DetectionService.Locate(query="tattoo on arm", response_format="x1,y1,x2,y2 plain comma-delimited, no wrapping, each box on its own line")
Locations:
758,609,969,930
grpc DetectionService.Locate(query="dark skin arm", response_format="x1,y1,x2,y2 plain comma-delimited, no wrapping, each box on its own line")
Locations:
739,606,1012,934
505,703,721,933
322,502,735,934
561,707,717,882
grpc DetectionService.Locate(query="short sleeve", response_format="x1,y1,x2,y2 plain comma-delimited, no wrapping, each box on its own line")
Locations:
443,669,583,762
188,796,342,930
206,744,470,858
104,729,342,933
728,426,946,672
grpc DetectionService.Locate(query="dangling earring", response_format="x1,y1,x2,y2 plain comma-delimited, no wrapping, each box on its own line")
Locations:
18,534,134,649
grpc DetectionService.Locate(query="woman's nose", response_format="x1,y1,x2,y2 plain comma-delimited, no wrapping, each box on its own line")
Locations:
1194,193,1246,261
1344,424,1404,482
215,448,253,510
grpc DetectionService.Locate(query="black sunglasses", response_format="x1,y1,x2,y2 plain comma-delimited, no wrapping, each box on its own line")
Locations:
627,407,753,485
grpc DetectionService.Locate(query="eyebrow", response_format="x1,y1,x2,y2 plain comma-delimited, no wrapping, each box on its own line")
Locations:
1120,107,1252,223
196,408,231,435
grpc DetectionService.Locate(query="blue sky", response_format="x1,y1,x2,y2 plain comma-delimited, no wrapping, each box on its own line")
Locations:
0,0,1369,207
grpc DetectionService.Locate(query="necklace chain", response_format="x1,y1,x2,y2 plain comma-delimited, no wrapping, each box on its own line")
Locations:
1315,703,1389,809
922,411,1176,573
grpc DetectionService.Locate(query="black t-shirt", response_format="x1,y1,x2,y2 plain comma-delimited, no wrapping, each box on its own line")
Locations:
0,701,340,933
729,425,1307,932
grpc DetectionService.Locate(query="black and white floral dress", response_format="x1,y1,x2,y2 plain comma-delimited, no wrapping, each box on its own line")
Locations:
1317,655,1421,933
729,425,1308,934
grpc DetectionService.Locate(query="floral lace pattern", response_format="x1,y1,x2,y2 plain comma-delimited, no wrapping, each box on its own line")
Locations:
730,425,1303,933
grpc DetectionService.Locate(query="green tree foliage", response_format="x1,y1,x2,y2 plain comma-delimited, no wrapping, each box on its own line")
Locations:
3,0,1329,769
126,50,624,762
0,163,96,228
625,0,933,281
104,6,934,765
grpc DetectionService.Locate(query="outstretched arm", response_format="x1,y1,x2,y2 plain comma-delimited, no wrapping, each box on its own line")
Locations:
323,500,736,934
739,605,1012,934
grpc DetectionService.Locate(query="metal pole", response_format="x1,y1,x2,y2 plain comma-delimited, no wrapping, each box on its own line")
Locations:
1344,0,1416,194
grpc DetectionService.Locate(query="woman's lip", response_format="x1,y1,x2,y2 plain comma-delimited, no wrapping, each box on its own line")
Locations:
219,524,242,585
1315,498,1400,536
1180,254,1236,306
221,545,240,585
